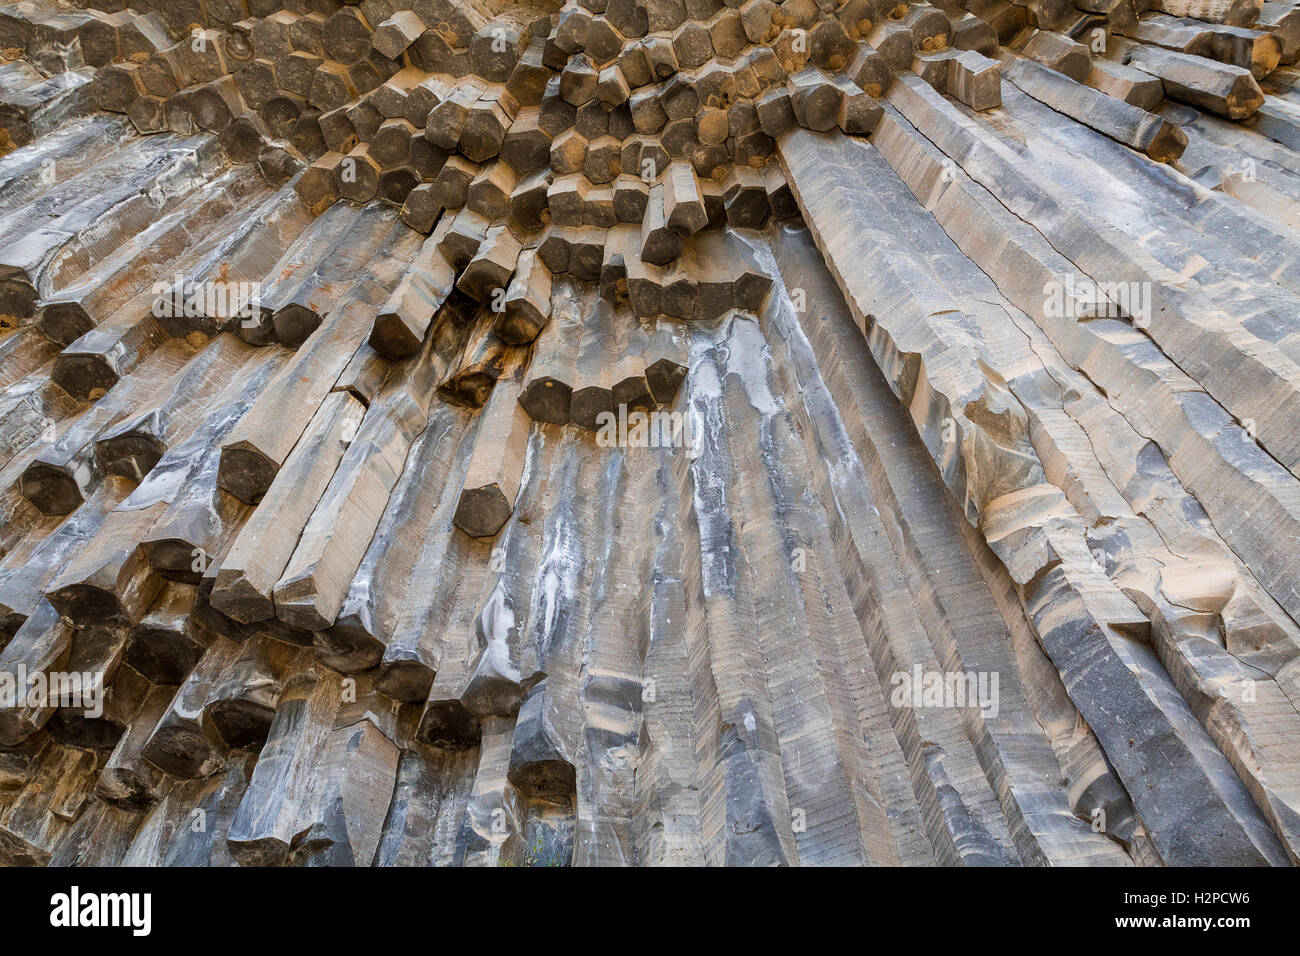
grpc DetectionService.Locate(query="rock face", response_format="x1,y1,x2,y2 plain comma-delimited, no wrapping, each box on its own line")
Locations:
0,0,1298,868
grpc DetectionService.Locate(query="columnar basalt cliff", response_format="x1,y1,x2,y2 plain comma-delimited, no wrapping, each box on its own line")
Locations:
0,0,1298,867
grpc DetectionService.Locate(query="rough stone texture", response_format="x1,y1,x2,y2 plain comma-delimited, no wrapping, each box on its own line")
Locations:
0,0,1298,868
